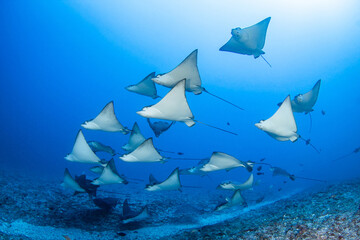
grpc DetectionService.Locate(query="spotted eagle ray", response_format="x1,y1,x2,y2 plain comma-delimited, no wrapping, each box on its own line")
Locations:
217,173,254,191
121,199,150,224
81,101,129,134
88,141,116,156
65,130,103,165
147,118,174,137
255,95,320,153
220,17,272,67
271,166,326,182
93,197,119,211
122,122,182,155
279,80,321,132
61,168,86,193
151,49,243,110
271,167,296,181
125,72,159,99
122,122,146,152
179,159,209,176
145,168,182,191
215,190,247,211
333,147,360,161
137,80,238,135
120,138,166,163
74,174,99,197
92,159,128,185
200,152,252,172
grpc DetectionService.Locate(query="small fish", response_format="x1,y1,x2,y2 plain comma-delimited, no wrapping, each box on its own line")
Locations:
257,166,262,171
63,236,71,240
257,172,264,176
321,110,326,115
260,158,265,162
283,181,287,184
227,122,230,126
278,188,282,191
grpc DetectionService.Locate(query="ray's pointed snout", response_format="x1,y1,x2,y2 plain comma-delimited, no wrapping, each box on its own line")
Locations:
254,122,262,129
151,76,161,84
136,110,146,117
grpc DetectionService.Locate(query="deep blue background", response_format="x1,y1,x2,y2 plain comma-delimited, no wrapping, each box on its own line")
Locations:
1,1,359,192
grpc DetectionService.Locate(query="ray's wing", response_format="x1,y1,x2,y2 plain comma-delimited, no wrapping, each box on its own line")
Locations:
93,102,123,127
122,199,135,218
122,122,146,151
156,168,181,190
152,50,202,94
92,159,127,185
126,72,158,98
61,168,86,192
149,174,159,185
138,80,195,126
230,190,246,205
201,152,242,171
162,121,174,131
235,174,254,190
120,138,164,162
82,101,127,132
220,17,270,55
265,96,297,133
65,130,101,164
301,79,321,110
244,17,271,50
220,36,252,55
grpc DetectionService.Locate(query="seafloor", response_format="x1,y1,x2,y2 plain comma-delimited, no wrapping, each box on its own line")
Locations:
0,170,359,240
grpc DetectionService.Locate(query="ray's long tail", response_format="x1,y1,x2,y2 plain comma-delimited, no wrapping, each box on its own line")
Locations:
168,157,207,161
194,119,238,136
333,152,354,162
260,55,272,67
294,176,327,183
157,149,184,155
202,88,244,111
299,137,321,154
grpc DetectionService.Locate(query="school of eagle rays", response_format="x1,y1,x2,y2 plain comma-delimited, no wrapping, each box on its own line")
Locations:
61,17,333,224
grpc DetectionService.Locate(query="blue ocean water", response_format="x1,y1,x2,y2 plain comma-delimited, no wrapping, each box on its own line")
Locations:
1,0,360,238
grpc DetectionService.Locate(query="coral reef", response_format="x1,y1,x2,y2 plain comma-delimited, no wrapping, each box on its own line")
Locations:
0,170,359,239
